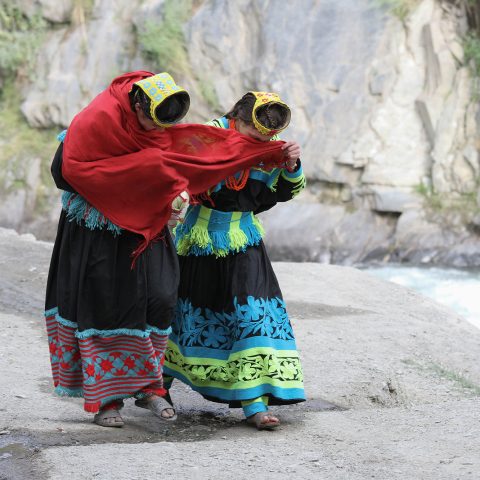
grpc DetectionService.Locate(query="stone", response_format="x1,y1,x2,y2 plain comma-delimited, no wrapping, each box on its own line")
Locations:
15,0,74,23
0,191,26,230
186,0,388,183
369,73,388,96
361,186,423,213
329,208,395,264
391,209,480,265
260,201,346,263
440,238,480,268
21,0,143,128
261,202,396,265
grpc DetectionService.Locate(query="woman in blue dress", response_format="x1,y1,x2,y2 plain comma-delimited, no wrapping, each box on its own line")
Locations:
164,92,306,430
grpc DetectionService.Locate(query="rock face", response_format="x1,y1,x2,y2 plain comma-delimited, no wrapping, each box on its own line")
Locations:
1,0,479,265
261,201,480,267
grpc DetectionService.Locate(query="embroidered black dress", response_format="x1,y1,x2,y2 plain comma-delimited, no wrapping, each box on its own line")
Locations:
44,142,179,412
164,116,307,408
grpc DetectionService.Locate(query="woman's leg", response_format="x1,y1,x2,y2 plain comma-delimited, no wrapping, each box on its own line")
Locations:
135,326,177,419
94,400,125,428
242,396,280,430
137,231,180,419
241,396,269,417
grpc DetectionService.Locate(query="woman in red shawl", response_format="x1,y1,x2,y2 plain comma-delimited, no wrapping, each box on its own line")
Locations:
44,71,287,427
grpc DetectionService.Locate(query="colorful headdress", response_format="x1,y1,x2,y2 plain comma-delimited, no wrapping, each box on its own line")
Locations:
131,72,190,127
249,91,291,136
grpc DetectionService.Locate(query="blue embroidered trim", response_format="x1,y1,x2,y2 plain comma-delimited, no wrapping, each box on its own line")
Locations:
249,168,282,189
169,337,298,361
62,191,122,235
174,296,294,350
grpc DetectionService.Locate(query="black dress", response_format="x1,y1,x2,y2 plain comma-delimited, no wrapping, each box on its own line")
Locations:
44,143,180,412
164,147,307,408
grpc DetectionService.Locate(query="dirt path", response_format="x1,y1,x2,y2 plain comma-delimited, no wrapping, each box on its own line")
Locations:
0,228,479,480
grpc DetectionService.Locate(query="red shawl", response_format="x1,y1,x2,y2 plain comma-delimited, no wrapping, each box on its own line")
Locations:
62,71,286,256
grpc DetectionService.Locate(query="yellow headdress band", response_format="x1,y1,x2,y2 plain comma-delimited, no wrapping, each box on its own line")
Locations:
131,73,190,127
249,91,291,136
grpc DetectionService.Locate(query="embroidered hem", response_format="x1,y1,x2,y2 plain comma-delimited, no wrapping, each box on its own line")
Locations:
164,296,305,405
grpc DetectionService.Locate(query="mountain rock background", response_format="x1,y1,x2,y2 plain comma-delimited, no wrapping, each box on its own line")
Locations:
1,0,479,266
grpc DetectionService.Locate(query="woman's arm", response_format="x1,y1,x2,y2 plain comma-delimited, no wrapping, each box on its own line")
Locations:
51,143,77,193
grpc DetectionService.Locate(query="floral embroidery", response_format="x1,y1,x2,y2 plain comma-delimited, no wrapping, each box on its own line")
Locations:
165,349,303,384
174,296,294,350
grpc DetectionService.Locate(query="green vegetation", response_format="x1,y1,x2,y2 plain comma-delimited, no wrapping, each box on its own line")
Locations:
461,1,480,98
414,182,479,221
138,0,193,76
464,33,480,76
73,0,95,18
198,76,221,112
403,359,480,395
0,2,47,77
0,81,57,210
429,363,480,394
464,33,480,99
376,0,420,21
137,0,221,113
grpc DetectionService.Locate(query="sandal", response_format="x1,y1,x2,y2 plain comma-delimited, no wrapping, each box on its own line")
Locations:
93,408,124,428
135,394,177,421
246,411,280,431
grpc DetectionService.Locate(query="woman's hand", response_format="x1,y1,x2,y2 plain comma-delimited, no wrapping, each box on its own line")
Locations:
281,141,301,170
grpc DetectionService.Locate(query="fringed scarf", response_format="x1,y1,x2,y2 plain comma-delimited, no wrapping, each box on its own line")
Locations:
62,71,286,259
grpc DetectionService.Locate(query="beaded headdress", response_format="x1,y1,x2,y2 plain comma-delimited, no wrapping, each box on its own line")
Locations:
249,91,291,136
131,73,190,127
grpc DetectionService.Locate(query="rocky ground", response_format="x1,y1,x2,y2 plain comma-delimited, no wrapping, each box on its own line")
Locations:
0,227,479,480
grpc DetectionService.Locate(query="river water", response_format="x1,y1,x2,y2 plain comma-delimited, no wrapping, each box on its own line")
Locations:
365,266,480,330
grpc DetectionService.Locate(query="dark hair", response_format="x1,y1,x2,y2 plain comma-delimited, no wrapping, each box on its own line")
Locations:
129,86,190,124
226,92,290,130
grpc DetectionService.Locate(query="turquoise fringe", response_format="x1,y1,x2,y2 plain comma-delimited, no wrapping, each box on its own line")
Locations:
57,129,67,142
178,221,263,256
62,191,122,235
44,307,58,317
56,312,78,329
48,307,172,339
146,325,172,336
55,385,84,397
76,327,152,340
75,325,171,339
174,207,265,257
